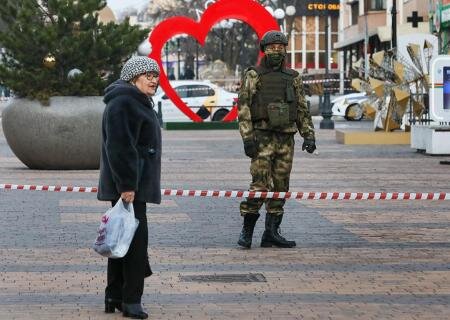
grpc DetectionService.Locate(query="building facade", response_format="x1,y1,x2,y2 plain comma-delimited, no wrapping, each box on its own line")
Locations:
335,0,430,78
432,0,450,53
285,0,340,74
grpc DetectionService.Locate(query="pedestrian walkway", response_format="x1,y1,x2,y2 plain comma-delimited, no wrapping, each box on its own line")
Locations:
1,120,450,319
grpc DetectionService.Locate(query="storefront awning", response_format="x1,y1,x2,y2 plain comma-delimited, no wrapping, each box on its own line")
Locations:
334,30,378,50
335,23,431,50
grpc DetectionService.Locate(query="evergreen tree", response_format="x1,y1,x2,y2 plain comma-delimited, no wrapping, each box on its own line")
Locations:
0,0,148,103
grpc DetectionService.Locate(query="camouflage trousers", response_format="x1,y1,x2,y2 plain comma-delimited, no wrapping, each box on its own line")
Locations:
240,130,295,216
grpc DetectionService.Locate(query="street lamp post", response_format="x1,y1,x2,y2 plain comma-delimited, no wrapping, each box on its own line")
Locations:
164,43,169,75
273,8,286,31
264,2,296,68
364,3,369,79
391,0,397,49
320,14,334,129
212,20,234,63
264,2,294,32
177,37,181,79
196,42,199,80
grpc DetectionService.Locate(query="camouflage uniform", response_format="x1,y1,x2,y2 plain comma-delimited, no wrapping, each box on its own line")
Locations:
237,30,316,249
238,69,315,216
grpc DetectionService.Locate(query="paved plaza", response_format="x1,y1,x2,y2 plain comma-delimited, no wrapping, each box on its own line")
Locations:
1,115,450,319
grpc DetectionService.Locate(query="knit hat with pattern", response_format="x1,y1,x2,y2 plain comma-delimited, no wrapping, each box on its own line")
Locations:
120,56,160,82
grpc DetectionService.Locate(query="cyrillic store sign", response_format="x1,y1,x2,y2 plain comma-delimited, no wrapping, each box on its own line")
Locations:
296,0,340,16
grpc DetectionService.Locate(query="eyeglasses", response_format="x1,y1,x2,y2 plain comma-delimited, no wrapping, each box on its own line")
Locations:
144,72,159,81
265,44,286,53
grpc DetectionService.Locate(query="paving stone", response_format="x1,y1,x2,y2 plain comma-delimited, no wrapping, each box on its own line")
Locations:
1,120,450,319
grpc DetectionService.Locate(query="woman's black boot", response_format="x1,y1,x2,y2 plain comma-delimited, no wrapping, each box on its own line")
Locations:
105,297,122,313
122,303,148,319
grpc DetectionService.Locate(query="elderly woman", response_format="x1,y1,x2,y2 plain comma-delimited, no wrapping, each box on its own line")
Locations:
97,56,162,319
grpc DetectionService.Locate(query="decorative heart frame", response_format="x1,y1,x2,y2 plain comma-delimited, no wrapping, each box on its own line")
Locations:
149,0,279,122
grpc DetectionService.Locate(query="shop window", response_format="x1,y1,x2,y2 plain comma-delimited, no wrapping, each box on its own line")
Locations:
319,52,326,68
319,34,338,51
306,52,315,68
294,53,303,69
332,34,338,45
285,54,291,67
318,52,338,69
368,0,386,11
331,17,338,32
293,17,303,32
331,51,339,69
306,16,315,33
294,33,302,50
319,34,326,51
319,16,326,32
306,34,315,50
285,53,303,69
319,17,338,32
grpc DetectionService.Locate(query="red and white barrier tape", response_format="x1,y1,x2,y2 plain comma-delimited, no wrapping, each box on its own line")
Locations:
0,184,98,193
1,184,449,200
302,79,351,84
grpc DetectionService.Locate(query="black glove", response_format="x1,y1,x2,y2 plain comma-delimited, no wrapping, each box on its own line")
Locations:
302,138,316,154
243,138,258,158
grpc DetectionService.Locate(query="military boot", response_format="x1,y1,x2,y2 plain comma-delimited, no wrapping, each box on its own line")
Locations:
238,213,260,248
261,214,296,248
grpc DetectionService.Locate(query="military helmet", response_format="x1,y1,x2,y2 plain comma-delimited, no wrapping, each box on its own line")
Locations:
260,30,288,52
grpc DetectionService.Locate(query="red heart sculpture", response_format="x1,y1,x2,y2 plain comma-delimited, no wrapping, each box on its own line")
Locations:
149,0,279,122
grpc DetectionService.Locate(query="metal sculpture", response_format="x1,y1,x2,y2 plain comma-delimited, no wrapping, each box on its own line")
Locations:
350,40,433,131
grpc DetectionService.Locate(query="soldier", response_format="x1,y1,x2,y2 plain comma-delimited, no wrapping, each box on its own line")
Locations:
237,30,316,249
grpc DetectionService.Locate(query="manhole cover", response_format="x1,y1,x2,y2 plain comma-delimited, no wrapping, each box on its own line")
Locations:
180,273,266,283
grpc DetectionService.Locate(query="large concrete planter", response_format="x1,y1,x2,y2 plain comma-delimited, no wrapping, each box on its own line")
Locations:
1,96,105,169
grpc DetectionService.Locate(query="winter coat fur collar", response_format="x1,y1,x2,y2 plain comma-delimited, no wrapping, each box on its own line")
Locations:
103,79,154,109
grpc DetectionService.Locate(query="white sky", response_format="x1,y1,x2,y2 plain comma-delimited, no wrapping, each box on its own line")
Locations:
106,0,149,15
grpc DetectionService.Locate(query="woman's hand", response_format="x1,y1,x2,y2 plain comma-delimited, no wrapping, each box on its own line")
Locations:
121,191,135,203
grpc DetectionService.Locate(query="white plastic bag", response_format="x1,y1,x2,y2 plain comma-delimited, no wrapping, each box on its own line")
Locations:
93,199,139,258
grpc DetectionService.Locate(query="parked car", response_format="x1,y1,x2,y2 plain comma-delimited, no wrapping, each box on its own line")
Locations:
331,92,368,121
153,80,238,122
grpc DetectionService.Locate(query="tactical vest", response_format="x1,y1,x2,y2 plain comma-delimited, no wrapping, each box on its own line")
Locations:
250,65,298,125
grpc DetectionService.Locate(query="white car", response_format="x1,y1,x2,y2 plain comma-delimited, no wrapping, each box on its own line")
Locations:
331,92,368,121
153,80,238,122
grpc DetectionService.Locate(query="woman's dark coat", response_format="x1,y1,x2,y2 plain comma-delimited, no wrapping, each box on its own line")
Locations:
97,80,161,204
